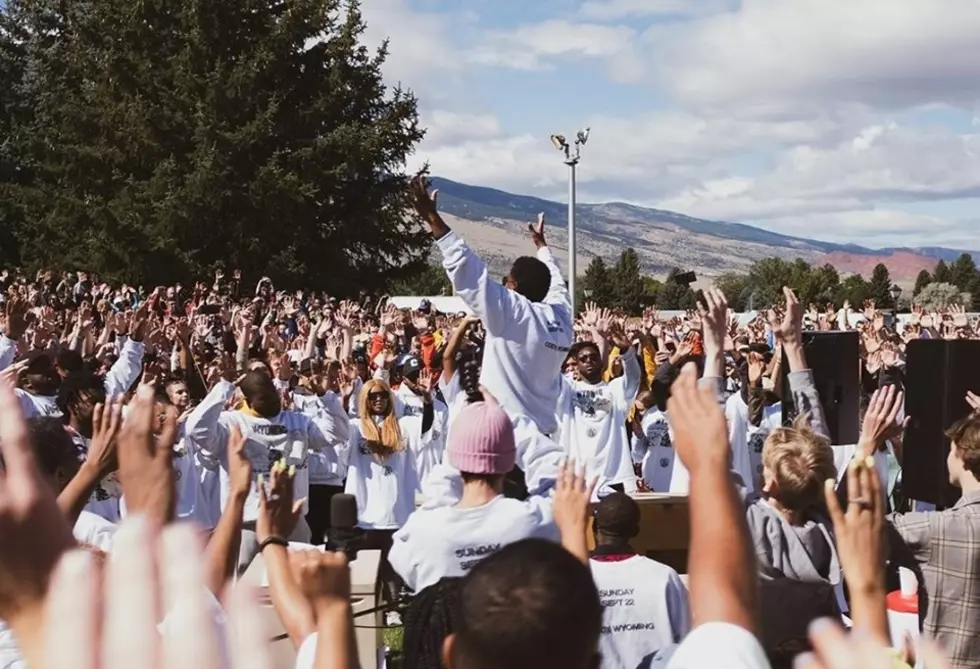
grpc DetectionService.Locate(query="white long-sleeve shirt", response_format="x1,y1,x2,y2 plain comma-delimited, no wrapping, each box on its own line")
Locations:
0,336,145,419
184,380,340,522
343,416,422,530
292,390,351,487
436,232,573,435
557,348,641,497
391,413,565,592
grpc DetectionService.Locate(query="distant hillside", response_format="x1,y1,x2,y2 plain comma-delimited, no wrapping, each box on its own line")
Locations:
430,177,978,280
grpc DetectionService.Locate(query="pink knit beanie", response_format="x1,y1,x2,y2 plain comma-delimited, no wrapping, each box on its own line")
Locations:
448,401,517,475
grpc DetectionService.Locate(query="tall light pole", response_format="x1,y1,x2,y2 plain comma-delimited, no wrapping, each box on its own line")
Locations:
550,128,589,313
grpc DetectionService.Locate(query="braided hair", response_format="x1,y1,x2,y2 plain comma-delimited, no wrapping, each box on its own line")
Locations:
455,333,485,404
402,578,462,669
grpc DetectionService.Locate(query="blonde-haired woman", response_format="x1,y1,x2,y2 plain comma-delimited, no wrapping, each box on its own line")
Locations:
345,378,429,605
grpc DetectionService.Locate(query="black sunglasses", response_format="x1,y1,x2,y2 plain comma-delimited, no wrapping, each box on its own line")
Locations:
367,391,389,401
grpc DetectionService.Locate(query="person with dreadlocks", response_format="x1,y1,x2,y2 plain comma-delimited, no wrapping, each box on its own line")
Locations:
589,492,690,669
437,313,485,436
57,371,127,522
402,577,463,669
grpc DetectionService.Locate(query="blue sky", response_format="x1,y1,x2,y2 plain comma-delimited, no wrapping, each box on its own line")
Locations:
361,0,980,250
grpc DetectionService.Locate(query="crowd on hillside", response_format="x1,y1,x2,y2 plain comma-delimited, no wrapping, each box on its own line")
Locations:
0,176,978,669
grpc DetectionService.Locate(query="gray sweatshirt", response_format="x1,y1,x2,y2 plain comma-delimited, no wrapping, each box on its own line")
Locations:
706,370,841,665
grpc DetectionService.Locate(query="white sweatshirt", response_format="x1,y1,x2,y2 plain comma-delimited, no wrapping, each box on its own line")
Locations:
343,416,423,530
184,380,342,523
634,408,689,494
590,555,691,669
436,232,572,435
397,411,567,589
118,419,212,529
292,390,351,487
1,336,145,419
557,348,641,497
390,494,559,593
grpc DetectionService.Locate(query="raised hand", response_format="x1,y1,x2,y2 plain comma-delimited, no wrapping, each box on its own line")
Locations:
44,520,274,669
0,377,75,640
825,457,885,601
117,384,177,525
747,351,765,385
767,286,802,347
86,397,123,477
409,174,438,216
227,424,253,499
857,385,906,458
967,391,980,414
256,460,303,544
528,212,547,249
128,302,150,341
417,367,435,394
552,460,597,564
409,175,450,237
0,359,29,386
952,303,969,327
666,362,730,473
3,293,28,340
290,550,352,606
697,287,728,356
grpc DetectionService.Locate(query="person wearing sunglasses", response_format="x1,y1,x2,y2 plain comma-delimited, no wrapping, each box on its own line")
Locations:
345,378,432,605
556,321,641,499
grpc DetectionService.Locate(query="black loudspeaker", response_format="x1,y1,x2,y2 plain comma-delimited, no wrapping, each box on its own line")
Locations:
780,331,860,446
902,339,980,508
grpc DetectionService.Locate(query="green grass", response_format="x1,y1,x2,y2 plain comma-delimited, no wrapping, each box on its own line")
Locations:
383,624,404,652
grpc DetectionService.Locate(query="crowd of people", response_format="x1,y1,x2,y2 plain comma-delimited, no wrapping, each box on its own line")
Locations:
0,175,977,669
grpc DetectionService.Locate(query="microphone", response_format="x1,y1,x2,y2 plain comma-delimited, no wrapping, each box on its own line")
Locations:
326,494,365,561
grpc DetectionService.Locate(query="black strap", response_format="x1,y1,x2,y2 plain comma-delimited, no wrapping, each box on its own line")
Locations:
258,536,289,552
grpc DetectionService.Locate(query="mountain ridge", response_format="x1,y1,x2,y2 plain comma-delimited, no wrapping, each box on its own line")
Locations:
429,177,978,279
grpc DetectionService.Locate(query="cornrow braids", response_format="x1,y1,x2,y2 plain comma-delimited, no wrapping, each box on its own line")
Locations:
403,578,462,669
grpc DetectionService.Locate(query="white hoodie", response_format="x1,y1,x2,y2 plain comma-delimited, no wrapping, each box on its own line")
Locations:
436,232,572,435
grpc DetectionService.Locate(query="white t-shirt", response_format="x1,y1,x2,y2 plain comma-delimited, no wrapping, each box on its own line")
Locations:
590,556,691,669
390,495,559,593
666,622,770,669
745,403,782,493
557,352,640,498
635,409,688,493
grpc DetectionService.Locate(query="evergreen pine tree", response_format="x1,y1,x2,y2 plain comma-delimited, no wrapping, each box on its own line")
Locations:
612,247,644,314
932,260,952,284
868,263,894,308
949,253,978,292
913,269,932,297
1,0,428,291
582,256,613,307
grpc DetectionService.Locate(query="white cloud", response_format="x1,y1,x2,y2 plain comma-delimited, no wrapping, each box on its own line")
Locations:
420,111,502,148
653,123,980,224
578,0,734,21
652,0,980,111
467,20,645,83
360,0,463,96
361,0,980,250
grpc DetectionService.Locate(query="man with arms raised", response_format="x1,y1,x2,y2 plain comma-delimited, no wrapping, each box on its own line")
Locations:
409,178,571,490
